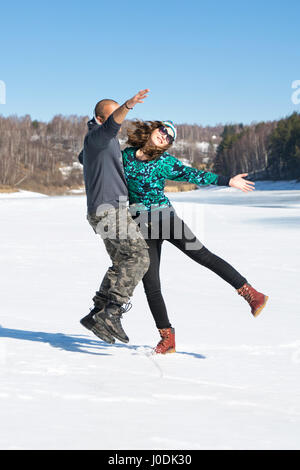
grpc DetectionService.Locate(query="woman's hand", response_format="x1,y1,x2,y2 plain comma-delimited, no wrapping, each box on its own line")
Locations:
229,173,255,192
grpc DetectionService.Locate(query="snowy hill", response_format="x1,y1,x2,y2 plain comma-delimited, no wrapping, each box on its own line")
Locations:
0,186,300,449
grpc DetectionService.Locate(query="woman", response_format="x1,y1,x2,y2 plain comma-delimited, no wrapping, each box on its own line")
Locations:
122,120,268,354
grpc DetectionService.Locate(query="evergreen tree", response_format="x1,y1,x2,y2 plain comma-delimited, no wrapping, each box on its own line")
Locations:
268,112,300,179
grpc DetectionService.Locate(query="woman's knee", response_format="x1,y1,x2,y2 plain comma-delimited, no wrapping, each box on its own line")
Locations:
143,278,161,296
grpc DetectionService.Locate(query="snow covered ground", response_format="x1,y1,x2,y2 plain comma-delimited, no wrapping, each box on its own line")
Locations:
0,184,300,450
0,189,48,199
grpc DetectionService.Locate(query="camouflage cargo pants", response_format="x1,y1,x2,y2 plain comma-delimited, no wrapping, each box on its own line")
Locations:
87,207,150,307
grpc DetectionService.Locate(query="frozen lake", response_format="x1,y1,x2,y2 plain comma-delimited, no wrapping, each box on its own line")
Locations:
0,184,299,450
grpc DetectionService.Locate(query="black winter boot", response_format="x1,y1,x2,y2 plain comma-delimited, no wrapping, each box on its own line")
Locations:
94,302,132,344
80,297,115,344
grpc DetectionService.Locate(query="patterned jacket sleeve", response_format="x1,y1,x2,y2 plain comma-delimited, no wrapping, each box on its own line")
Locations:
161,154,231,186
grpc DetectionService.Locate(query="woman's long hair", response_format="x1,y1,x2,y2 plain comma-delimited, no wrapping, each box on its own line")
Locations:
126,120,173,160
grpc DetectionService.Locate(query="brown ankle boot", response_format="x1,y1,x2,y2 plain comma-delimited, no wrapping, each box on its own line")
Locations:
154,328,176,354
237,283,268,317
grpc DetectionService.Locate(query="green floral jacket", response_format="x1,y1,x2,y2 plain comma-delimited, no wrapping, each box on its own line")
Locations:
122,147,230,212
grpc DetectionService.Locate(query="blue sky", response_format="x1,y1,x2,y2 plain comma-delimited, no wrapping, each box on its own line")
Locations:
0,0,299,125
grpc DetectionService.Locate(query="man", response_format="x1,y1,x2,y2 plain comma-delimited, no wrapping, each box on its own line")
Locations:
79,90,150,344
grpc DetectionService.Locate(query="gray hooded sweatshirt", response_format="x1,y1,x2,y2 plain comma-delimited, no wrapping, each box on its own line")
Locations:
79,114,128,214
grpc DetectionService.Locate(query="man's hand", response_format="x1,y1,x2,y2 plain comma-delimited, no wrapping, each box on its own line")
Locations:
126,89,150,109
229,173,255,192
113,89,150,125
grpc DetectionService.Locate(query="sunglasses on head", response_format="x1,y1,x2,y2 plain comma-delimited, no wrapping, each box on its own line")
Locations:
158,126,174,145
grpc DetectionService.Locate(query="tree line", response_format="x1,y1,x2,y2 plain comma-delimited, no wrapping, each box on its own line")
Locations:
0,114,87,193
213,112,300,180
0,115,223,193
0,112,299,193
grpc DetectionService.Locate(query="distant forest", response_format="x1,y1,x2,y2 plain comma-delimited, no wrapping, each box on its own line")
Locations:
213,112,300,180
0,112,299,194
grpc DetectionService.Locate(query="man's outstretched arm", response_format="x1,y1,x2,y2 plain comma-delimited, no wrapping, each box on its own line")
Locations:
89,89,150,149
112,89,150,124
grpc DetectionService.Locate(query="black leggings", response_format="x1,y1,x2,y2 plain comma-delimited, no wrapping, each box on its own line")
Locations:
134,209,248,330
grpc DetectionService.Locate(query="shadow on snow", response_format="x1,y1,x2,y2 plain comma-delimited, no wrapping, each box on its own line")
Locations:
0,325,206,359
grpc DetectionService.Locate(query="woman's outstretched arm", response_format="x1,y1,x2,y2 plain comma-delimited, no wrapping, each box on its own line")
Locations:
162,154,255,192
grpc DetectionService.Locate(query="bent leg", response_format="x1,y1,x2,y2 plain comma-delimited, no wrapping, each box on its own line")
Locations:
88,208,150,306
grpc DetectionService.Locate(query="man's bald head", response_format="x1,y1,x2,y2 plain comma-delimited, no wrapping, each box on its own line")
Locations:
94,99,119,124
